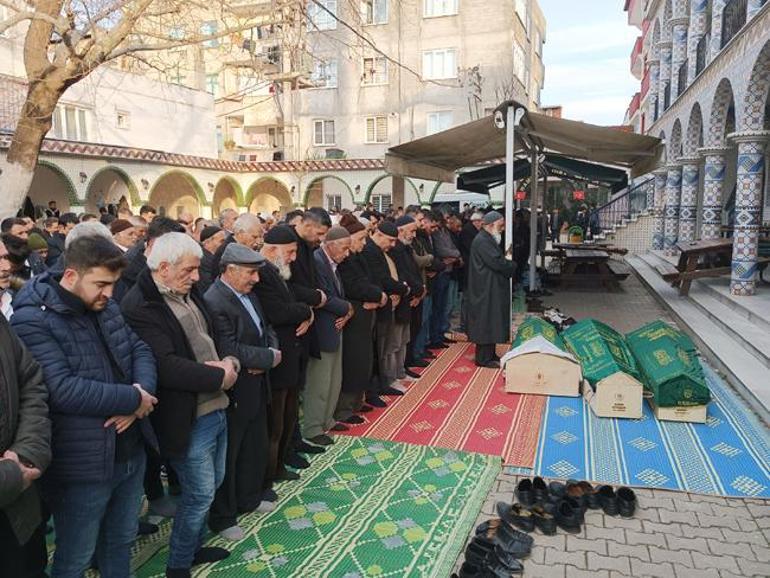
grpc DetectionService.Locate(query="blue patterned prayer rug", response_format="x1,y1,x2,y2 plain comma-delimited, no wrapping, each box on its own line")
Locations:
505,363,770,497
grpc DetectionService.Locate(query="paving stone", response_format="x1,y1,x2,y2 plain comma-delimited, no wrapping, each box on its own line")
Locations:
746,503,770,517
693,494,728,505
528,546,546,564
696,513,741,530
585,525,624,542
675,500,714,515
691,553,740,573
586,552,632,574
673,566,720,578
536,532,567,550
524,561,566,577
719,572,747,578
603,516,643,531
678,524,725,540
633,488,655,498
750,544,770,562
607,541,651,561
609,573,633,578
625,529,667,548
707,539,756,560
634,507,662,522
660,509,699,525
566,536,608,555
710,503,752,520
645,496,676,510
736,558,770,577
736,518,760,532
643,520,683,536
649,546,693,567
756,516,770,529
665,535,710,554
564,568,610,578
544,547,586,568
721,528,767,546
631,559,676,577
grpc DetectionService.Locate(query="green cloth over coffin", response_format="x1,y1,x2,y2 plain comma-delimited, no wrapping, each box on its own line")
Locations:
626,320,710,408
512,316,566,350
562,319,641,385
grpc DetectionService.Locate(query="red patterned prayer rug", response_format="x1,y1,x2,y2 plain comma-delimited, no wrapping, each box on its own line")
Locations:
339,343,546,468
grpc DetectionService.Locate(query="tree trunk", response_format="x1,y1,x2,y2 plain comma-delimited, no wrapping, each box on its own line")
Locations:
0,78,66,219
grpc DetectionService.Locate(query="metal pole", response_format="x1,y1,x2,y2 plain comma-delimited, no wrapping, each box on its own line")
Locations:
505,105,515,330
529,150,539,292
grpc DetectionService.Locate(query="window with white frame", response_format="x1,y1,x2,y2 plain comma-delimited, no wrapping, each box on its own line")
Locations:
205,73,218,96
50,105,89,141
362,56,388,85
201,21,219,48
424,0,458,17
515,0,529,35
116,110,130,130
311,58,338,88
326,194,343,211
427,111,453,135
422,48,457,79
308,0,337,31
313,119,335,146
371,194,392,213
361,0,388,24
365,116,388,143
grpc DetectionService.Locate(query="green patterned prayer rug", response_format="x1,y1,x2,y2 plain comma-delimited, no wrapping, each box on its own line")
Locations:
136,436,500,578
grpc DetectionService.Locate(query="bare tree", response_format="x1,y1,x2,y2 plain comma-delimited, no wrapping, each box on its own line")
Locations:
0,0,289,218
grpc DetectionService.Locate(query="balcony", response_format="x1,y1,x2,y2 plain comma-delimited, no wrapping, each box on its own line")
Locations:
625,0,644,27
695,34,710,77
628,92,641,118
641,66,651,99
721,0,747,49
677,59,688,97
630,36,643,78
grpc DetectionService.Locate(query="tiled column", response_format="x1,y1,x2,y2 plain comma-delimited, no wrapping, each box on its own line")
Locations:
664,163,683,255
747,0,765,20
687,0,709,81
658,41,672,110
677,158,700,244
728,131,769,296
670,17,689,97
652,168,668,250
710,0,727,61
648,58,660,122
698,146,730,240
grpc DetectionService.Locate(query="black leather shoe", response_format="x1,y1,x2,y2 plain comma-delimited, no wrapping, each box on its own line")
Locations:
358,405,374,413
342,415,365,425
380,386,405,396
617,487,637,517
429,342,450,349
496,502,535,532
423,351,437,359
530,505,557,535
404,368,421,379
474,530,531,559
475,519,534,547
330,423,349,432
366,395,387,407
284,453,310,469
308,434,335,446
598,485,619,516
443,337,457,343
475,361,499,369
410,359,429,367
296,441,324,455
465,539,524,573
457,561,485,578
275,469,300,481
554,499,584,533
515,479,535,507
532,476,549,503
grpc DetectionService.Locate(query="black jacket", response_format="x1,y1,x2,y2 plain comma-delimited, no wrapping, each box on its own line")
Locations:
121,269,225,459
198,247,218,295
288,233,322,358
390,241,424,323
45,232,65,267
204,279,277,418
338,253,383,304
251,262,312,389
361,238,409,323
114,241,146,303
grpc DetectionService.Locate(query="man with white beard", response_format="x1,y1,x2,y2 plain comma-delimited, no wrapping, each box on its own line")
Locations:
251,225,314,486
466,211,515,368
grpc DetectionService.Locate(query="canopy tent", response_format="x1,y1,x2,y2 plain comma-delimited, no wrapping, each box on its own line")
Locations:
456,154,629,196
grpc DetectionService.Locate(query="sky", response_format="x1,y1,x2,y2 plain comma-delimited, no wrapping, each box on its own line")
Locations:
537,0,641,126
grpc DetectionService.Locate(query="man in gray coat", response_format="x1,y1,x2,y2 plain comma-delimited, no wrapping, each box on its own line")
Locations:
0,314,51,577
466,211,515,368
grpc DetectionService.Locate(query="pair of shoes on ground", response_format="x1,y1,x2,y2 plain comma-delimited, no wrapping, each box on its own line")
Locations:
531,477,637,518
542,307,577,331
452,519,532,576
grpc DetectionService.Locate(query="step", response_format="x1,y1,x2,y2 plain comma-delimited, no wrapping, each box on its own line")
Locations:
695,278,770,334
627,254,770,424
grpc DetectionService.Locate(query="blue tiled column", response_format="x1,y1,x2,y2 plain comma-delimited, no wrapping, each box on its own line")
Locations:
677,158,700,244
698,146,730,240
664,163,683,255
652,168,668,250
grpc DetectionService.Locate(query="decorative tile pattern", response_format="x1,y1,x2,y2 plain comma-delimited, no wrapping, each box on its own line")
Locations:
700,149,728,240
548,460,579,478
652,170,668,249
678,161,699,243
710,442,742,457
664,165,682,254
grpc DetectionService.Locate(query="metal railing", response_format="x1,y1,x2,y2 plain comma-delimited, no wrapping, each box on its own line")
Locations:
695,34,709,77
590,177,656,235
721,0,747,49
677,60,688,97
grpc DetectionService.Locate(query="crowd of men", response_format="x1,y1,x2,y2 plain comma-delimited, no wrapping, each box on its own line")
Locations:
0,199,516,578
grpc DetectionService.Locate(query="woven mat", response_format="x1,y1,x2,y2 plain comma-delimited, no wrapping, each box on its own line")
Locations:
340,343,546,468
135,437,499,578
506,363,770,498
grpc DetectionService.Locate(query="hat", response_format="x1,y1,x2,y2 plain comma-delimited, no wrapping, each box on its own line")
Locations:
221,243,266,268
110,219,133,235
482,211,504,225
377,221,398,238
325,226,350,242
395,215,415,228
27,232,48,251
200,225,222,244
470,212,484,221
263,224,298,245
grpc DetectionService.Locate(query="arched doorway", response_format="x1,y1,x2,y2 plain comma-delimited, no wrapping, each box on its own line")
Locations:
85,166,138,213
27,161,77,214
365,175,418,212
149,171,205,219
246,178,293,215
213,177,243,216
304,176,353,210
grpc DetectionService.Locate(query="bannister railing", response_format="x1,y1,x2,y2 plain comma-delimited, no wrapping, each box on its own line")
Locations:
695,34,709,76
721,0,748,49
589,177,656,234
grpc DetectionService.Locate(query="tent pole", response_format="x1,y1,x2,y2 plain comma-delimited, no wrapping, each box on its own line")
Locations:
529,149,539,292
505,105,515,326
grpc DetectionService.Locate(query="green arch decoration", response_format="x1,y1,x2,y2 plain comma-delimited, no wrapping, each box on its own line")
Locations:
149,169,209,207
214,175,245,207
303,175,355,207
244,176,293,208
364,174,419,204
85,165,142,208
36,160,81,206
428,181,442,203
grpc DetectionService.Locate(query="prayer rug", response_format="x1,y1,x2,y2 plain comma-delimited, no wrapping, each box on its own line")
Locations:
135,437,500,578
505,363,770,497
341,343,546,468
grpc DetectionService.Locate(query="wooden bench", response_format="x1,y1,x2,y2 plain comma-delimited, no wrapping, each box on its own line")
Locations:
606,260,631,280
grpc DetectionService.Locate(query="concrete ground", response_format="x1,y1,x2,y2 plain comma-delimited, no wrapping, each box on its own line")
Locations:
452,273,770,577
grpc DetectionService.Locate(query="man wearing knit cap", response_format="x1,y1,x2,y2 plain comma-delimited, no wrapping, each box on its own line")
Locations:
110,219,136,252
466,211,515,367
303,226,353,445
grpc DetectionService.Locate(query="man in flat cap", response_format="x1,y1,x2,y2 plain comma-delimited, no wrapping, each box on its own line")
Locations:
467,211,515,367
304,226,353,445
204,244,281,540
251,226,315,481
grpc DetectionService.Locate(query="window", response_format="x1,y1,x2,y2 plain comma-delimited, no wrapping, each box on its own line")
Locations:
313,119,335,146
169,25,185,40
513,41,527,85
205,74,219,96
362,56,388,85
515,0,529,35
308,0,337,31
534,30,542,56
201,21,219,48
311,58,338,88
51,105,89,141
116,110,130,129
427,111,453,135
365,116,388,143
361,0,388,24
268,127,284,148
326,194,343,211
424,0,458,17
371,194,392,213
422,48,457,79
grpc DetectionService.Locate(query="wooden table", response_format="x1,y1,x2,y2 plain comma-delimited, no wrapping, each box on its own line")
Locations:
559,248,621,291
